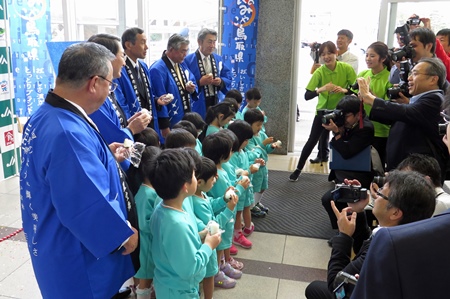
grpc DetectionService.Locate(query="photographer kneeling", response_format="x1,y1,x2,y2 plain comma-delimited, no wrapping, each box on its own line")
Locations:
320,95,374,251
306,170,436,299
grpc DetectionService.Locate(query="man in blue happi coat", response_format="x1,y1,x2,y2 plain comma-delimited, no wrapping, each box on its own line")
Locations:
20,42,138,299
149,33,198,139
185,28,232,119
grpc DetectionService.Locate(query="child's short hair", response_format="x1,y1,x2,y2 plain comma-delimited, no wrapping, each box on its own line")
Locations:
202,132,232,165
183,147,202,177
139,146,162,179
244,108,264,124
227,120,253,146
173,120,198,139
149,148,195,200
222,97,240,113
216,129,239,152
182,112,206,131
225,89,243,104
134,127,160,147
197,156,217,181
165,128,197,149
245,87,261,101
205,101,236,125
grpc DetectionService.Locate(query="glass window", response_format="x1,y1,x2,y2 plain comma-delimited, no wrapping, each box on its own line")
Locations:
146,0,219,64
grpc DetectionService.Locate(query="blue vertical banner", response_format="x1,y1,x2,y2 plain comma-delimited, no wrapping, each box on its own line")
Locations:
221,0,259,95
8,0,53,117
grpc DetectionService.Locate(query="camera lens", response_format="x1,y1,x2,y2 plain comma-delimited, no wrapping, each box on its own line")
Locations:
439,123,448,136
373,176,386,186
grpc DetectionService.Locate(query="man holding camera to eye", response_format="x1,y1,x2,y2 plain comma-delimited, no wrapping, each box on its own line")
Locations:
305,170,436,299
358,57,448,182
319,96,374,250
350,94,450,299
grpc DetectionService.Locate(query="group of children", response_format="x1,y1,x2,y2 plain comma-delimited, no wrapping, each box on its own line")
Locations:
131,87,281,299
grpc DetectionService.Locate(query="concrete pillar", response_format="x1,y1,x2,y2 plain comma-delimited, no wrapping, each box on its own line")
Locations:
255,0,301,154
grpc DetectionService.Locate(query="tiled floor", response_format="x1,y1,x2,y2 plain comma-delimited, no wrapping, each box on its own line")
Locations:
0,97,333,299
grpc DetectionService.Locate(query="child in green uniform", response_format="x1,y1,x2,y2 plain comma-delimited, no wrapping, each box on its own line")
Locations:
134,146,162,299
149,149,221,299
192,156,239,296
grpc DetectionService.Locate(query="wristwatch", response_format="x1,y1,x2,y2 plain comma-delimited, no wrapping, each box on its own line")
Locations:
333,131,341,136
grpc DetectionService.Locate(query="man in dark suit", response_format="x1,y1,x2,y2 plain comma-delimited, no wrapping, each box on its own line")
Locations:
306,170,436,299
358,57,448,182
350,88,450,299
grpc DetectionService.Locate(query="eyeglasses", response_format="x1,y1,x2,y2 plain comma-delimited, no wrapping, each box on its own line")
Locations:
97,75,118,92
408,71,433,78
441,111,450,124
376,187,389,201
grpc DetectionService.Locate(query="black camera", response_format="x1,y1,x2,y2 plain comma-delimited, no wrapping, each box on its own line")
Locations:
387,61,412,99
393,23,411,47
320,109,344,127
331,184,368,203
373,176,386,186
439,123,448,136
333,271,358,299
390,45,415,62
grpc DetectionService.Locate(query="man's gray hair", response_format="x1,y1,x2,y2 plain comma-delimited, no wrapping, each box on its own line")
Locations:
198,28,217,41
418,57,447,90
57,42,115,88
167,34,189,50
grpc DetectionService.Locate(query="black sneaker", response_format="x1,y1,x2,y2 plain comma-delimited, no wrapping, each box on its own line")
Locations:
251,206,266,218
256,202,269,213
289,169,301,182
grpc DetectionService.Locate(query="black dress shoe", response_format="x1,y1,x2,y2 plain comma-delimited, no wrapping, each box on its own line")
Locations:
309,156,329,164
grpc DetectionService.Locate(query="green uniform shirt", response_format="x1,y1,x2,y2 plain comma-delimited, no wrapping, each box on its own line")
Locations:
307,61,356,111
357,67,392,137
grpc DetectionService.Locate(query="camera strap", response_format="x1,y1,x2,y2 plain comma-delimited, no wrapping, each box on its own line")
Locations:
359,100,364,129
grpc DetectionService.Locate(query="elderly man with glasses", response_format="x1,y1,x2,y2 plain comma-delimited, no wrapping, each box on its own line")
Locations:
305,170,436,299
88,33,151,172
358,57,448,182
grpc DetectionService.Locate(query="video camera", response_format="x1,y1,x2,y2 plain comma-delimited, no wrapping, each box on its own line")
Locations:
407,15,421,27
387,61,412,100
331,184,367,203
319,109,345,127
393,23,411,47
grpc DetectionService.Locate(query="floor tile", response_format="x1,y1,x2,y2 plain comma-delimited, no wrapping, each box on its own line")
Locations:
0,176,19,194
0,260,41,299
233,232,285,264
0,240,31,282
0,193,21,227
278,279,310,299
213,274,279,299
283,236,331,270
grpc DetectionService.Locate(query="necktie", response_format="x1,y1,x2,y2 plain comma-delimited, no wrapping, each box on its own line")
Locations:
175,63,185,88
204,56,212,74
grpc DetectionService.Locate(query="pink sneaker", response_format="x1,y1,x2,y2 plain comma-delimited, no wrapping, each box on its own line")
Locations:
214,270,236,288
228,257,244,270
242,222,255,236
233,231,252,248
230,244,238,255
221,262,242,279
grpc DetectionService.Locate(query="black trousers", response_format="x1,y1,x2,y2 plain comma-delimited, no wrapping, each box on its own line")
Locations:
205,96,217,112
296,115,327,170
316,130,330,160
305,280,334,299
